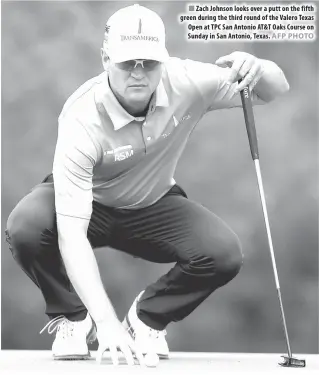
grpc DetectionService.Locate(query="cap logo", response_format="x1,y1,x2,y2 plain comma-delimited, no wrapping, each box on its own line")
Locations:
120,35,159,42
138,19,142,34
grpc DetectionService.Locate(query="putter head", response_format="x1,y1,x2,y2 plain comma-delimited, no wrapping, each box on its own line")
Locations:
279,356,306,367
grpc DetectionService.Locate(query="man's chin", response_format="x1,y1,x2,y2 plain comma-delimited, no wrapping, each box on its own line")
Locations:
127,91,150,101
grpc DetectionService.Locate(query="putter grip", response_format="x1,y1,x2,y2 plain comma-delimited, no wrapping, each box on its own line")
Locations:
239,84,259,160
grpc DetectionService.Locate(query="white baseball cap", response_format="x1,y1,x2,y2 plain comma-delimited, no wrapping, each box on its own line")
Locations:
103,4,169,63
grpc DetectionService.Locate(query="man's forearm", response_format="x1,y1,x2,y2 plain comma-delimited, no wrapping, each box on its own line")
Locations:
254,59,290,102
57,225,116,323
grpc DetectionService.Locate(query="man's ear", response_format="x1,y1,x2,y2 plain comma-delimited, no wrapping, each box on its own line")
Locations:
100,47,110,71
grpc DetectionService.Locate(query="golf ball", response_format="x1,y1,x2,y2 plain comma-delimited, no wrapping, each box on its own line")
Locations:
144,352,159,367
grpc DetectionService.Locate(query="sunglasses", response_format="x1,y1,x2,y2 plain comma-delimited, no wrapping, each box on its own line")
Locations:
115,59,160,72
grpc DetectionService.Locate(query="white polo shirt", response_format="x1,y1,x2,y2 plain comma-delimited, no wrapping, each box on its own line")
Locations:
53,57,262,219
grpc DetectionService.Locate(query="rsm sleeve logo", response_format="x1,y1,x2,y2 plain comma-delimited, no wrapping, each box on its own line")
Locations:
104,145,134,161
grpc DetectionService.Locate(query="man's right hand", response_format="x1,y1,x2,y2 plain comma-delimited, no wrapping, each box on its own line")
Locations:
96,317,145,366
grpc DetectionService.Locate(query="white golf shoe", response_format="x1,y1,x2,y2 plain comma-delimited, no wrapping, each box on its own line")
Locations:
40,313,96,360
123,291,169,359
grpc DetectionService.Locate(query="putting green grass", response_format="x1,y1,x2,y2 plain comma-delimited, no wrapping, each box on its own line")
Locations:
1,351,318,374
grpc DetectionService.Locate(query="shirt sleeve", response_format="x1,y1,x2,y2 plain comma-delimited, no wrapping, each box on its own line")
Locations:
53,116,99,220
182,59,264,112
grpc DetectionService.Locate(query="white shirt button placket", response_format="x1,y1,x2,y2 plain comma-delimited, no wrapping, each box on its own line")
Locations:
142,120,153,153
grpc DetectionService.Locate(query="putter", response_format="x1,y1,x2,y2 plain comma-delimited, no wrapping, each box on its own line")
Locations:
239,83,306,368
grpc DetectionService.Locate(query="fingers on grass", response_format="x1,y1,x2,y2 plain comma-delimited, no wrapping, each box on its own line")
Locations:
109,345,119,366
132,347,145,366
126,337,144,365
121,345,135,366
96,348,104,364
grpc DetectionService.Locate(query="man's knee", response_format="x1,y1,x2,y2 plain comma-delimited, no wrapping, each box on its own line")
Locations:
217,234,243,281
187,231,243,282
6,215,39,263
6,201,56,263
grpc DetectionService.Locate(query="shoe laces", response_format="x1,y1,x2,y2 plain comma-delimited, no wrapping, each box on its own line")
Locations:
128,324,167,340
148,327,167,340
39,315,75,339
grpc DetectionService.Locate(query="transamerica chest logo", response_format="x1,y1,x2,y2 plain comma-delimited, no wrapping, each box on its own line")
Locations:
104,145,134,162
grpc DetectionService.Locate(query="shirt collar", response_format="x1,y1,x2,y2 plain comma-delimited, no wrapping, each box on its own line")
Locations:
98,71,169,131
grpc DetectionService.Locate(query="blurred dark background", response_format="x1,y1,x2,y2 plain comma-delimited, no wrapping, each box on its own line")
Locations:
1,1,318,353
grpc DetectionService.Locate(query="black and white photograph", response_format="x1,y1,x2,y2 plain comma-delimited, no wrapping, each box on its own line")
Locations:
1,0,318,373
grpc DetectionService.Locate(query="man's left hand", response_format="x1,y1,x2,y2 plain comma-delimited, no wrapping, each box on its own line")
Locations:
215,51,264,93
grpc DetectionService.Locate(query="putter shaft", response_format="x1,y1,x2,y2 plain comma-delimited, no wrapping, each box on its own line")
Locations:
240,83,305,367
254,159,292,358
